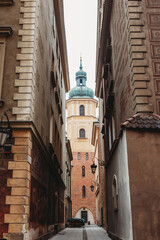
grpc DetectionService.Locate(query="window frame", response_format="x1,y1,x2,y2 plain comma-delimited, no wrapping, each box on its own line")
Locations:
79,128,85,138
112,175,118,211
80,105,85,116
82,185,86,198
82,166,85,177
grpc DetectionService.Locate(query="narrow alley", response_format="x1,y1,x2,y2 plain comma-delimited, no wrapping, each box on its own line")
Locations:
0,0,160,240
49,225,111,240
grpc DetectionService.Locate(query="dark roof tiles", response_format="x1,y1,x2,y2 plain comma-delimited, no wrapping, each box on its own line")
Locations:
121,114,160,129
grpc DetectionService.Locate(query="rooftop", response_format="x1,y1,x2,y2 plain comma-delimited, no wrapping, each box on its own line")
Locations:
121,114,160,129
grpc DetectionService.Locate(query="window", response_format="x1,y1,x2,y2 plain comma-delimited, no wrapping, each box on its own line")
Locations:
80,105,85,116
0,28,12,99
112,175,118,211
0,38,6,98
108,116,116,150
79,129,85,138
52,15,55,37
78,152,80,160
49,108,54,143
82,166,85,177
86,153,88,160
80,79,82,85
82,186,86,198
61,73,62,88
56,39,58,58
51,53,56,88
58,57,60,73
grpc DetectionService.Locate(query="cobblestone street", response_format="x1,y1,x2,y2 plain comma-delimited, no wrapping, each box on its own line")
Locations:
49,225,111,240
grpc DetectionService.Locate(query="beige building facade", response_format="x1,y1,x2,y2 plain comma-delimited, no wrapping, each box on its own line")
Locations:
91,121,105,226
64,138,73,227
0,0,70,239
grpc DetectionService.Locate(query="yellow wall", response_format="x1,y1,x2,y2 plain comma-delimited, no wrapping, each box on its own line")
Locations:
66,98,98,152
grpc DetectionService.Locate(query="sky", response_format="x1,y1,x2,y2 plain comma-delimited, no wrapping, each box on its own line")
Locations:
63,0,98,92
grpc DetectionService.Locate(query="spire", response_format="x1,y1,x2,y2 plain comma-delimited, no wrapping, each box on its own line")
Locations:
69,59,94,99
80,56,83,70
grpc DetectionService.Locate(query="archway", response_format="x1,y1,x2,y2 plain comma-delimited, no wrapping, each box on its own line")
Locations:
75,207,95,224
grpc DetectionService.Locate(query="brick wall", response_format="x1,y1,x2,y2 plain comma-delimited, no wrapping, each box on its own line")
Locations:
71,152,96,222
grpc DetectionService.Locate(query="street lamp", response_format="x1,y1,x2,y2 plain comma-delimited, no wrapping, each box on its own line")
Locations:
90,162,97,174
90,180,99,192
90,184,94,192
90,156,105,174
0,111,12,147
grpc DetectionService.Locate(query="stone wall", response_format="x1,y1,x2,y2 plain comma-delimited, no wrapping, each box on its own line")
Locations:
143,0,160,113
110,0,160,134
0,169,12,238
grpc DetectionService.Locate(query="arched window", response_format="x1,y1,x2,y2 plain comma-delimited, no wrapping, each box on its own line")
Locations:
80,105,85,116
82,166,85,177
79,129,85,138
86,153,88,160
78,152,80,160
112,175,118,211
82,185,86,198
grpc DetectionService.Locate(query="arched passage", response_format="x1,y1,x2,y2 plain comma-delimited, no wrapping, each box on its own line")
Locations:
75,207,95,224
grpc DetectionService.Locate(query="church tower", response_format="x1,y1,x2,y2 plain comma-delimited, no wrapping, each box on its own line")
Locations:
66,58,98,224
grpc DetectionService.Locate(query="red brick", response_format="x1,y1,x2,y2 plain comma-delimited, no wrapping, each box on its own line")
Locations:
71,152,96,222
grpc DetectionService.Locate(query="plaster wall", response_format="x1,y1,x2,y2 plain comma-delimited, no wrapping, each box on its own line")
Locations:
127,129,160,240
66,98,97,117
99,98,107,229
93,125,102,226
0,0,66,148
32,0,66,149
66,99,97,152
0,1,21,119
67,116,96,152
106,131,133,240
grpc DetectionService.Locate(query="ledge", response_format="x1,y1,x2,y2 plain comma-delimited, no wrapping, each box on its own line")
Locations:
108,231,123,240
77,137,88,139
0,0,13,6
0,27,13,37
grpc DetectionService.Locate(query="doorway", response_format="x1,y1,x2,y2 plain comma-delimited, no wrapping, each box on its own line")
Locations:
81,211,87,223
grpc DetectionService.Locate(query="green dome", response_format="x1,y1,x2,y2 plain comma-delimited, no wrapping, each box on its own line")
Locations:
69,58,94,99
69,86,94,99
75,70,87,77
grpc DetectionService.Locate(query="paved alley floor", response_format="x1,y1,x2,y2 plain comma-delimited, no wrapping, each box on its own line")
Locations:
49,225,111,240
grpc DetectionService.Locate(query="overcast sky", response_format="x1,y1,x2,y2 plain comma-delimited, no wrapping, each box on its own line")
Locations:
64,0,97,92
